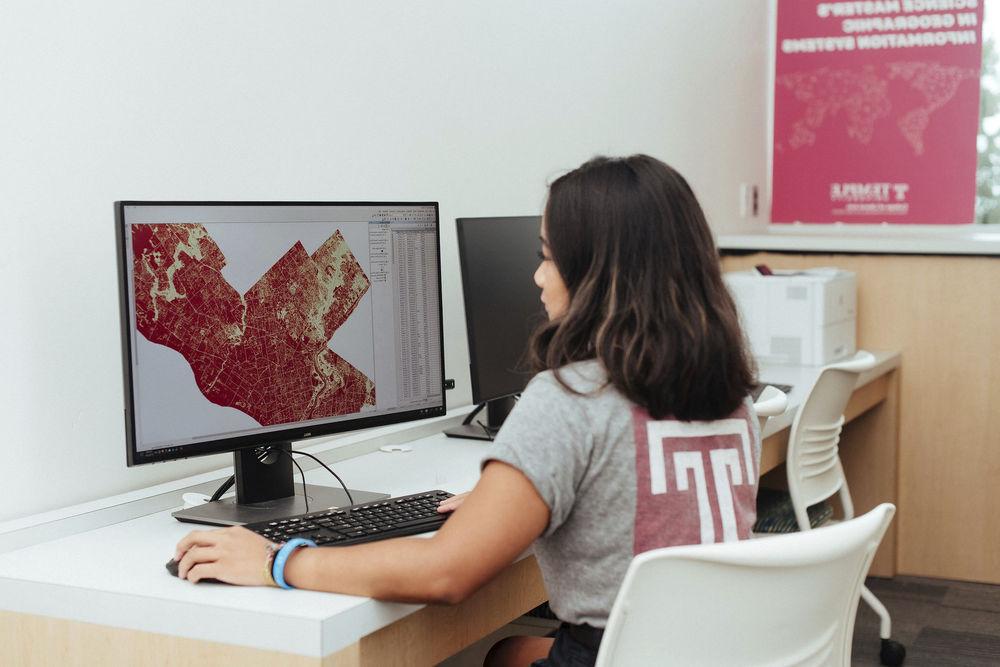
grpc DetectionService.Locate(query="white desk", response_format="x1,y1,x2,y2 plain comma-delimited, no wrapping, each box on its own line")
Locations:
0,353,900,666
756,350,899,439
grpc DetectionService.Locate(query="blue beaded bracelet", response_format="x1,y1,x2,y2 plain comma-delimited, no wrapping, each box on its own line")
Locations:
272,537,317,589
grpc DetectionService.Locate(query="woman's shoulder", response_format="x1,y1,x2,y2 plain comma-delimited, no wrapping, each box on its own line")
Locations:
526,360,612,400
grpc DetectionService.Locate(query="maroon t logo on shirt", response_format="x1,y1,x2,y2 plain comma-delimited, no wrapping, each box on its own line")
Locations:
632,405,758,555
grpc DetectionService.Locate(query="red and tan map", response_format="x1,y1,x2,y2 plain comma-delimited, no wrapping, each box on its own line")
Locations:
132,223,375,426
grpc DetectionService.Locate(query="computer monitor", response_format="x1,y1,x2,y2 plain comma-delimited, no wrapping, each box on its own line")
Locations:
444,216,545,441
116,201,445,525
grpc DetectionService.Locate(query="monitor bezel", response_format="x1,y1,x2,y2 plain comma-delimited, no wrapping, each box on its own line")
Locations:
116,200,447,467
456,215,542,405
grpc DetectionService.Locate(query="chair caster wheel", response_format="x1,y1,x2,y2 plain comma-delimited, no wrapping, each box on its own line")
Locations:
880,638,906,666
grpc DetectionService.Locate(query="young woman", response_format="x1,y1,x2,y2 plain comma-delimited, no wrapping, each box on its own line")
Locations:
174,154,758,667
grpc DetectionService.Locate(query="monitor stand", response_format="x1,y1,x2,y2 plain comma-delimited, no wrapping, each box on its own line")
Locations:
172,443,388,526
443,395,517,441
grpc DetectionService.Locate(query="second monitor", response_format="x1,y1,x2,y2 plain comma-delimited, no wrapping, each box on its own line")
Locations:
445,216,545,441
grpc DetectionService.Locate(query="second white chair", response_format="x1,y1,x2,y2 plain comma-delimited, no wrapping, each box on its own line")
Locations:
785,350,905,666
753,384,788,433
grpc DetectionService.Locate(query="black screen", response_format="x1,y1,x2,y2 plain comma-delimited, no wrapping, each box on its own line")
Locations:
456,216,546,404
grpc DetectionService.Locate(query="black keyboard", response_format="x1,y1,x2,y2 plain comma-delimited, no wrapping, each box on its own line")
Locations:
243,490,454,547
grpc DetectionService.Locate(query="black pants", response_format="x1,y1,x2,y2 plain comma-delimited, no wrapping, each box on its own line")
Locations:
531,623,603,667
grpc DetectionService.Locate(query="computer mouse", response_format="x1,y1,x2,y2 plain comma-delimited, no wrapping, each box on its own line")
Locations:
165,557,226,584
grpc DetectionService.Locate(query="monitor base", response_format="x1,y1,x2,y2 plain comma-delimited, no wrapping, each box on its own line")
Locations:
443,397,515,441
443,423,496,441
172,483,388,526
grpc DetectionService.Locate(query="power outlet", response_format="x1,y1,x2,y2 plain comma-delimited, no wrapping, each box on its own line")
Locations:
739,183,760,218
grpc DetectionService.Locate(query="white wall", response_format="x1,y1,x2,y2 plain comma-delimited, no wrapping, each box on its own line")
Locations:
0,0,770,521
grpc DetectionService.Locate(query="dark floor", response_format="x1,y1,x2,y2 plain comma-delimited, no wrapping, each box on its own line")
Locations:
851,575,1000,666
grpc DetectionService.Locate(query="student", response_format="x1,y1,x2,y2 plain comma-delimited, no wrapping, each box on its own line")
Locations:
174,154,759,667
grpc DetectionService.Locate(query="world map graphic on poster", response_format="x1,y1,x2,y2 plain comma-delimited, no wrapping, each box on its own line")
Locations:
776,61,980,155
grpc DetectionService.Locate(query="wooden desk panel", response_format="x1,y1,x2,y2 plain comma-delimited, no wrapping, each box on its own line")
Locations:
350,556,546,666
0,610,322,667
0,557,547,667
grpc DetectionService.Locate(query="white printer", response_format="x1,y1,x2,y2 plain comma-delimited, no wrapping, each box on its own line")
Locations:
723,267,857,366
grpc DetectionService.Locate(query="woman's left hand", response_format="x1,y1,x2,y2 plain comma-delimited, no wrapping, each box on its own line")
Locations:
174,526,275,586
436,492,470,514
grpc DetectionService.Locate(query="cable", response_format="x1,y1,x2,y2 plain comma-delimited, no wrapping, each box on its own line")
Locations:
474,419,498,441
290,449,355,507
209,476,235,502
207,447,352,510
279,449,310,513
461,403,486,426
464,394,519,433
207,447,280,502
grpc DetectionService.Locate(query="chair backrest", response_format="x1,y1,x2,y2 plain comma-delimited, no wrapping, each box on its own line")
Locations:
786,351,876,529
595,503,895,667
753,385,788,433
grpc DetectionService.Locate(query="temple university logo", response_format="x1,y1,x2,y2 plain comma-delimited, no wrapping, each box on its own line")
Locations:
828,182,910,217
829,182,909,203
632,409,758,554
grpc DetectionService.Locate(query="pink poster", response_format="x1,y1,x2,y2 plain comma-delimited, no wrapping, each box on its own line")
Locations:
772,0,985,224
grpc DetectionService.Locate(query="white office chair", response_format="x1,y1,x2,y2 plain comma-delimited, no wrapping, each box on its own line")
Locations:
785,350,905,666
753,384,788,433
595,503,896,667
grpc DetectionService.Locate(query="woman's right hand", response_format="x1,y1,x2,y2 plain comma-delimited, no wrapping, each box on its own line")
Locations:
437,492,469,513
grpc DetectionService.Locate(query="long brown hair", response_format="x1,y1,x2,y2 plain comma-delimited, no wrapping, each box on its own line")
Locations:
530,155,755,421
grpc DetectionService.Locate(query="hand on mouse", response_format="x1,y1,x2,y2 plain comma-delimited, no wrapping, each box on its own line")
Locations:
174,526,276,586
436,492,469,514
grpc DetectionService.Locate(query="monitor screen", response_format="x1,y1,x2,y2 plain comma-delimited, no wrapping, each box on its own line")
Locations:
456,216,545,404
117,202,445,466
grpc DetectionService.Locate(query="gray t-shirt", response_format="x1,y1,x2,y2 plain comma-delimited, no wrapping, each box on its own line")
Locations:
484,360,760,627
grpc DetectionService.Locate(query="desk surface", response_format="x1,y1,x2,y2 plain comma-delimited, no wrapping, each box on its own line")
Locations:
0,352,900,661
0,425,493,658
756,351,899,438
